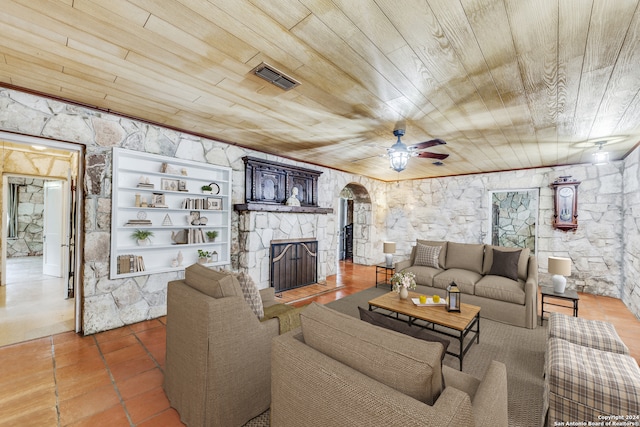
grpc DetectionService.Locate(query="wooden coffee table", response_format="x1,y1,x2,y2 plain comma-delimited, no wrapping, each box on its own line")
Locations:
368,291,480,370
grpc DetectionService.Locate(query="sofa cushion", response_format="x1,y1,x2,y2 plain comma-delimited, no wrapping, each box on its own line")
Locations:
482,245,530,281
236,272,264,318
415,240,447,269
475,275,526,305
300,303,444,405
402,265,441,287
358,307,449,359
432,268,483,294
488,249,520,281
444,242,485,274
414,243,441,268
184,263,242,298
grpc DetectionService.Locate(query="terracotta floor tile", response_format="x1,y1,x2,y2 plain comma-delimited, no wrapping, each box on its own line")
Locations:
0,356,53,385
125,386,171,425
52,331,95,348
58,383,121,426
137,326,166,348
108,354,157,382
1,405,58,426
54,344,102,369
129,318,164,333
55,357,108,384
0,369,55,406
67,404,129,427
117,367,164,400
98,334,139,355
56,369,112,402
137,407,185,427
1,261,638,426
94,326,133,344
102,342,147,366
0,384,57,424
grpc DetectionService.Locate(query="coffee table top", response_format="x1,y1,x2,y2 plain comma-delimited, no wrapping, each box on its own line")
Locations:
368,291,481,331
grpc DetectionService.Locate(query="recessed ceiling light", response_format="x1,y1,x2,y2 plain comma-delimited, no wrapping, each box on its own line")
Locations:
31,145,47,151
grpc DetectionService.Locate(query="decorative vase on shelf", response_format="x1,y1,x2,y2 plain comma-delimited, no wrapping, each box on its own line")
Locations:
399,287,409,300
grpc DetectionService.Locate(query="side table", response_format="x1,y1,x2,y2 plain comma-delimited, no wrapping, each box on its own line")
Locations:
540,286,579,326
375,264,394,288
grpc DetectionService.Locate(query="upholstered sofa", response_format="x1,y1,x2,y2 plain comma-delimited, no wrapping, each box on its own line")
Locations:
164,264,289,427
396,240,538,328
544,313,639,426
271,303,508,427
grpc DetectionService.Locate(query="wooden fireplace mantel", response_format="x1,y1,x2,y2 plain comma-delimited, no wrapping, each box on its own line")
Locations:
234,202,333,214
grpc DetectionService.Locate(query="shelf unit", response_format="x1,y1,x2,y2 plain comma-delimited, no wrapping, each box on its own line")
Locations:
110,148,231,279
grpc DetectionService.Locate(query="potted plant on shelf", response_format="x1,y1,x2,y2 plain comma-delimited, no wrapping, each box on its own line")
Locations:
197,249,211,264
206,230,218,242
201,184,213,194
131,229,154,246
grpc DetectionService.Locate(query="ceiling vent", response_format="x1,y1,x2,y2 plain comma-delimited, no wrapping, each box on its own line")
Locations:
253,63,300,90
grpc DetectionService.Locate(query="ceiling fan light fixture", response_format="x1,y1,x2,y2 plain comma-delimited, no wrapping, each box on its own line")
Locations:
592,141,609,165
388,130,411,172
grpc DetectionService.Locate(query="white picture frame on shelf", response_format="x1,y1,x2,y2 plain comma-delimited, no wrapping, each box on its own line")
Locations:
161,178,179,191
207,197,223,210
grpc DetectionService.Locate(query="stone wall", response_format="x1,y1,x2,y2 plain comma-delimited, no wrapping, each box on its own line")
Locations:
6,177,45,257
623,146,640,318
1,87,637,332
384,163,626,299
0,88,384,334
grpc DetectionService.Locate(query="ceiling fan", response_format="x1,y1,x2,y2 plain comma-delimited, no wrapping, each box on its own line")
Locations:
387,129,449,172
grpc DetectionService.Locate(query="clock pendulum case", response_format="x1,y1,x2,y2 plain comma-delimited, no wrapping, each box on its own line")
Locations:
551,176,581,231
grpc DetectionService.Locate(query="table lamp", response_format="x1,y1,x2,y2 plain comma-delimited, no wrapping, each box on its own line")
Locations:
548,256,571,293
383,242,396,267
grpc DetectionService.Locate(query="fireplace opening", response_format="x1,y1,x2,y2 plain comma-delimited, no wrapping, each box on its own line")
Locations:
270,239,318,293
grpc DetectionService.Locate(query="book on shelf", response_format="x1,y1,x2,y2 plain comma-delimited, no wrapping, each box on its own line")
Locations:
117,254,146,274
125,219,152,226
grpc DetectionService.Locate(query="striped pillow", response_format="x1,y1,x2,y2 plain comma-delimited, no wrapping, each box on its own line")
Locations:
414,243,441,268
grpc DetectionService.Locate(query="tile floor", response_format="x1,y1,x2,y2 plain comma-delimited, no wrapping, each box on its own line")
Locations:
0,256,75,347
0,262,638,426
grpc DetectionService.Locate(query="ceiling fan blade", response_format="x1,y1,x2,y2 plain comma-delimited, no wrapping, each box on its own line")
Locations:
408,138,446,150
415,152,449,160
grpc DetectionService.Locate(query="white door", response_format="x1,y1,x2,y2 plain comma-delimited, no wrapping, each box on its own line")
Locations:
43,180,65,277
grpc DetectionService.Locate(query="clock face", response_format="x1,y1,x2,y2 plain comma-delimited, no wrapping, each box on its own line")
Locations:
137,211,147,220
559,187,573,197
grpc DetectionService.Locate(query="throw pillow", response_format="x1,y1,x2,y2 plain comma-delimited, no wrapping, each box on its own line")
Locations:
358,307,449,359
414,243,441,268
184,263,242,298
235,271,264,318
489,249,521,281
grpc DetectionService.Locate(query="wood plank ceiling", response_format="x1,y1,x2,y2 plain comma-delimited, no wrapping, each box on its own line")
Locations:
1,0,639,181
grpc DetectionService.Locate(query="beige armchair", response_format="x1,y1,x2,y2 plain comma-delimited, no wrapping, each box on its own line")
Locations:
164,265,279,427
271,303,508,427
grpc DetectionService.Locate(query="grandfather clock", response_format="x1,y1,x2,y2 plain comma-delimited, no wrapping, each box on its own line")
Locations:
551,176,580,231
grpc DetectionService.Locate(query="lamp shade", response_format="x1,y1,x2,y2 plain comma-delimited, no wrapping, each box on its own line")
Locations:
383,242,396,254
548,257,571,276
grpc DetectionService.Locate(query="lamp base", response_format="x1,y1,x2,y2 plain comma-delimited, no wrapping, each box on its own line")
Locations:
552,274,566,293
385,254,394,268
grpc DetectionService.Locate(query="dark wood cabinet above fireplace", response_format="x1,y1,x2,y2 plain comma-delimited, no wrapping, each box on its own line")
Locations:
235,156,333,214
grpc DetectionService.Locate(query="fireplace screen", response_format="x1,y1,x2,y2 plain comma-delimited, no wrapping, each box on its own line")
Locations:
270,240,318,293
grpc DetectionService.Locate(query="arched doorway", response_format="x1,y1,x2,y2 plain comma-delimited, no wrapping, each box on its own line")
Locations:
338,183,372,265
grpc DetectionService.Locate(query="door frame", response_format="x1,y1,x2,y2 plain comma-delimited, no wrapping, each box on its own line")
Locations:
0,131,84,333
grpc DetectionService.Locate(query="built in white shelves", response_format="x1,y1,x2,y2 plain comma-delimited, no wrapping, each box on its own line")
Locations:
110,148,231,279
